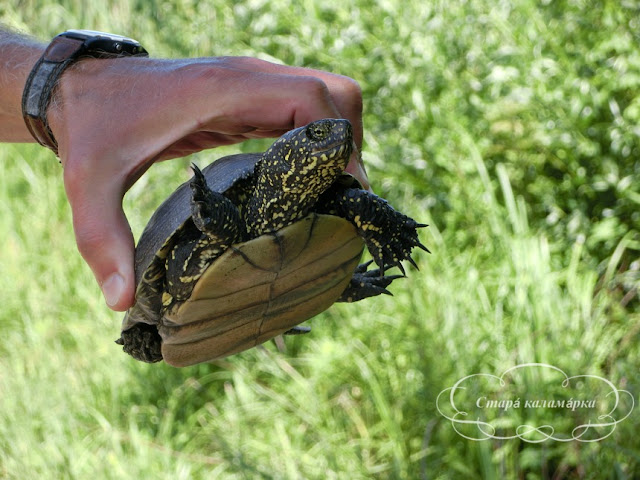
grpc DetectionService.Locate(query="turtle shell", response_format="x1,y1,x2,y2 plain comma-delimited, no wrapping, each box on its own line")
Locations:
122,153,364,367
161,213,363,367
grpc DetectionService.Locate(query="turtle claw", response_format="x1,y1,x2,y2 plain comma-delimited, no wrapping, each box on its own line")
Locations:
364,214,424,275
354,259,374,273
190,164,208,198
412,225,431,254
338,262,405,302
417,242,430,253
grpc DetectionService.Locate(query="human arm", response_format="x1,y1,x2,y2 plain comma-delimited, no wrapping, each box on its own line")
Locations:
0,29,45,141
0,27,367,311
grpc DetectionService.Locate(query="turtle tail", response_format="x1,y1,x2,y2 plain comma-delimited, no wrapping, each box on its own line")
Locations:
116,323,163,363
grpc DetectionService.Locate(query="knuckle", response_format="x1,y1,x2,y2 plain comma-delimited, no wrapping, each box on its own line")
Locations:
299,75,332,98
336,76,363,115
341,76,363,99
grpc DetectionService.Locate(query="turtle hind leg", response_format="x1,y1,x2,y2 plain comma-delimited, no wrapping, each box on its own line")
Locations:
116,323,163,363
338,260,404,302
317,187,428,272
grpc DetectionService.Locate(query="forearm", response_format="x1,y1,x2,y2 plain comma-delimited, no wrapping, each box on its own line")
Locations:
0,27,45,142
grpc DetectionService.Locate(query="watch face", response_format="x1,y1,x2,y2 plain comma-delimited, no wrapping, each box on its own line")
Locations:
63,29,140,45
60,29,147,56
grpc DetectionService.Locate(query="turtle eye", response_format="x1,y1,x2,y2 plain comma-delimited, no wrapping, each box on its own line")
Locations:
306,121,331,141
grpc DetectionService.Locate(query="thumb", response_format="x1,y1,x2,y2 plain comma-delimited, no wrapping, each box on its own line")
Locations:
64,170,136,311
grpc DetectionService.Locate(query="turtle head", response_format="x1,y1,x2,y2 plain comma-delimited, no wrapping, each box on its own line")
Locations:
259,118,353,194
248,119,354,235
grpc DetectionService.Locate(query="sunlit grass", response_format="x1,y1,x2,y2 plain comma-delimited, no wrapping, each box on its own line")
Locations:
1,0,639,478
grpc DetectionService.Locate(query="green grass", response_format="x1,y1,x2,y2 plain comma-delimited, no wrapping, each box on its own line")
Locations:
1,0,639,478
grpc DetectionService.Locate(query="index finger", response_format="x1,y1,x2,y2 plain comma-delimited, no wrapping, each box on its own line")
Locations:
214,56,364,148
236,58,368,189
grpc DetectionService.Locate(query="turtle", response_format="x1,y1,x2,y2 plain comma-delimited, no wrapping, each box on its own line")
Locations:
117,118,427,367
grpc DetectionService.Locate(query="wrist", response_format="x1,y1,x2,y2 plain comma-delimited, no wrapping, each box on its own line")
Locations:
21,30,148,156
46,57,118,154
0,37,45,142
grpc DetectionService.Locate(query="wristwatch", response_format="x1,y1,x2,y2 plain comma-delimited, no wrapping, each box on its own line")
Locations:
21,30,148,156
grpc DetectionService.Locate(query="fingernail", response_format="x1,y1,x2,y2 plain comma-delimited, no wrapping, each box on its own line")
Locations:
102,272,125,307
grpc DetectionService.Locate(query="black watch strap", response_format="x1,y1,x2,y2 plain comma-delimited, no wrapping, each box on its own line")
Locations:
21,36,86,154
21,32,148,157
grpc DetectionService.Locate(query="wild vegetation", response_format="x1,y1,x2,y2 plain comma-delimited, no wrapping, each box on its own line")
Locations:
1,0,638,478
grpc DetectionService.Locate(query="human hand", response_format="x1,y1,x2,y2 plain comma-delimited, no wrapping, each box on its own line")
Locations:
48,56,366,311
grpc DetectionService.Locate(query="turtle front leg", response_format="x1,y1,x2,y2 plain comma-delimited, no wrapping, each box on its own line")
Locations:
164,165,245,304
338,260,404,302
190,164,245,242
317,187,428,273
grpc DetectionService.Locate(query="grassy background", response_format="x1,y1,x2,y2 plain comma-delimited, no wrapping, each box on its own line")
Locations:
1,0,639,478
